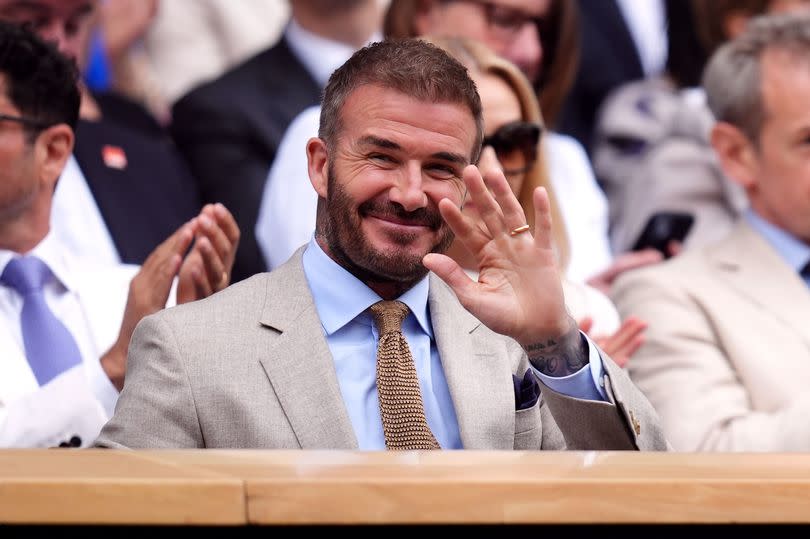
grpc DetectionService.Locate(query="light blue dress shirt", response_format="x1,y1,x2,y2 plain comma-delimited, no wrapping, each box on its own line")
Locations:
302,238,606,450
745,210,810,285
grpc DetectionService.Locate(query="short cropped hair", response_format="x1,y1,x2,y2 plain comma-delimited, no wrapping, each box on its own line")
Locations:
703,12,810,143
0,20,80,138
319,38,484,161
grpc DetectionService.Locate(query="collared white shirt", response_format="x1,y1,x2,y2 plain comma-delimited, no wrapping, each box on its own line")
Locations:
285,18,382,88
615,0,668,78
0,233,136,447
51,155,120,267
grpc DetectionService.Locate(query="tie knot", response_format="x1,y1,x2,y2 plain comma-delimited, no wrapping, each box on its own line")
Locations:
1,256,52,294
370,300,409,335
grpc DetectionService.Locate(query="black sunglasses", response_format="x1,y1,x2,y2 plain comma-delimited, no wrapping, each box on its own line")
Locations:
0,113,51,130
482,121,542,176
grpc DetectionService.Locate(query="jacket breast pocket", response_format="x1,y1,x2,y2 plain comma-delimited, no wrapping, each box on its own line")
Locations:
513,396,543,449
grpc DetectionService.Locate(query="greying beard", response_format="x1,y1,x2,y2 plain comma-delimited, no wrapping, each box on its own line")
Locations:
319,163,454,290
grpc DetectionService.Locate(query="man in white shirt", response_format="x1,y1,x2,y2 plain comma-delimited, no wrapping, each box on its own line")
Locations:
0,22,239,448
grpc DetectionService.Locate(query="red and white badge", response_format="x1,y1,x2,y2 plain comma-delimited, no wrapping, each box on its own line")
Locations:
101,145,127,170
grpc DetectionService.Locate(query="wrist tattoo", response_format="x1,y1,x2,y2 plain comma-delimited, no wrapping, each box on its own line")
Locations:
525,326,588,377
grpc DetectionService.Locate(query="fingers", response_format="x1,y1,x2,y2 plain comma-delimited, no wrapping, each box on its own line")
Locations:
141,219,196,284
532,187,553,251
437,197,489,255
422,252,478,305
194,236,227,291
586,249,664,293
462,164,506,238
197,203,240,273
595,316,647,368
485,166,527,235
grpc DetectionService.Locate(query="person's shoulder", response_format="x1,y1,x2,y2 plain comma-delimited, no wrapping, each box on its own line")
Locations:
172,39,297,109
612,243,716,298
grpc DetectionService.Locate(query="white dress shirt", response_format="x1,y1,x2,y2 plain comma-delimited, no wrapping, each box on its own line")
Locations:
51,155,120,267
256,108,615,284
0,233,137,448
615,0,668,77
285,19,381,89
544,132,615,282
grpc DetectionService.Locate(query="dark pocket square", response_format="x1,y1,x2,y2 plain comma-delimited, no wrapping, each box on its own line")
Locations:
513,369,540,410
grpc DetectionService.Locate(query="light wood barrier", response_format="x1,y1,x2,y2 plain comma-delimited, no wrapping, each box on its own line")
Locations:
3,450,810,524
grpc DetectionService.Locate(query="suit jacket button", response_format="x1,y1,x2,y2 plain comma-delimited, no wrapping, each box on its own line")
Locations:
69,436,82,447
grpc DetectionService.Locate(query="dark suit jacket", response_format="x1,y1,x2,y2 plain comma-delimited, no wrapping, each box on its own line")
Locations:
558,0,644,157
73,117,202,265
170,37,322,282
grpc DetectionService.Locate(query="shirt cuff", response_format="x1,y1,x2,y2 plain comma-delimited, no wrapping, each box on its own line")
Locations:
88,357,119,419
531,331,607,402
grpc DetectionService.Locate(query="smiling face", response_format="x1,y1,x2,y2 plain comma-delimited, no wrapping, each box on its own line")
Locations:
308,83,476,295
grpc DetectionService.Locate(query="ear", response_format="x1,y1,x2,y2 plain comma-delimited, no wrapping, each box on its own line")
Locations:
413,0,439,35
35,124,74,188
307,136,329,198
710,121,758,191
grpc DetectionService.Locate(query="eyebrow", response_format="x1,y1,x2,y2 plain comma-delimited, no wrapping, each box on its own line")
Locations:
357,135,470,166
2,1,95,16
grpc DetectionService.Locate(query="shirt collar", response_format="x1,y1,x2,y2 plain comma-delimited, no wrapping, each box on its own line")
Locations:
301,237,433,337
284,19,382,88
745,209,810,273
0,231,78,293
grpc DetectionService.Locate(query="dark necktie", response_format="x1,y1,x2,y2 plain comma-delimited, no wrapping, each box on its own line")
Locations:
370,300,441,450
1,256,82,385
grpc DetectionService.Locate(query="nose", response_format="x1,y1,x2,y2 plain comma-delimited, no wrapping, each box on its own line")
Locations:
39,21,67,52
508,23,542,83
389,161,428,212
478,145,503,177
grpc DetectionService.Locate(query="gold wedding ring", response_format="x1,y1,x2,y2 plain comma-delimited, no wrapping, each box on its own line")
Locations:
509,224,531,236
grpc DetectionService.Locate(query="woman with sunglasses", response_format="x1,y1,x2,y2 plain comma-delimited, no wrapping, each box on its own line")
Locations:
429,35,646,365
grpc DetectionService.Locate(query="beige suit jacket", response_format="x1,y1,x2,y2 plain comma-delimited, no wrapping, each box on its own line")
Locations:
613,221,810,451
97,250,667,451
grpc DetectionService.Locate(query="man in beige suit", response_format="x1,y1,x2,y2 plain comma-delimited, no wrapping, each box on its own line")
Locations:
97,39,667,451
612,12,810,451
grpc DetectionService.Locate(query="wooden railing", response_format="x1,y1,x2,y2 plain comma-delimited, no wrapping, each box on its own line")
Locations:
2,450,810,525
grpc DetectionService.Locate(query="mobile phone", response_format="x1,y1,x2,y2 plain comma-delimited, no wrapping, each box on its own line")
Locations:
632,211,694,258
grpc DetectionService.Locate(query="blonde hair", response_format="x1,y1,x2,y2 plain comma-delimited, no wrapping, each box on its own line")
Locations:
425,35,571,271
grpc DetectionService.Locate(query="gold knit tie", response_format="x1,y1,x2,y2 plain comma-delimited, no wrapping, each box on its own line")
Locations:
370,300,441,450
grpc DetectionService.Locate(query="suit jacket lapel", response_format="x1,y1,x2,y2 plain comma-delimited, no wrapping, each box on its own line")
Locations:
710,221,810,347
428,275,515,449
257,250,357,449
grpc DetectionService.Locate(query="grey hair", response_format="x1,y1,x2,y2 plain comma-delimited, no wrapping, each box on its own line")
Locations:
319,38,484,162
703,12,810,144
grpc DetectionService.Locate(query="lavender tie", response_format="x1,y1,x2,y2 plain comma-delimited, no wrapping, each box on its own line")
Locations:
1,256,82,386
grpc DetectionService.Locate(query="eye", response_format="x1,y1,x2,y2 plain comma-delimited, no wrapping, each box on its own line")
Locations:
426,163,460,180
28,16,50,31
65,18,80,37
369,153,396,165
